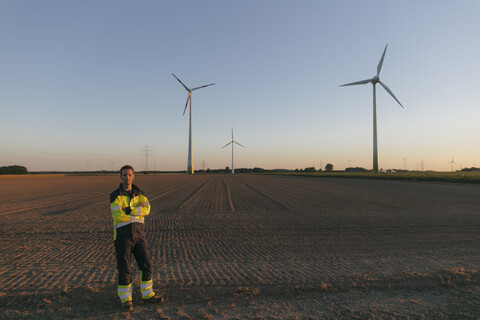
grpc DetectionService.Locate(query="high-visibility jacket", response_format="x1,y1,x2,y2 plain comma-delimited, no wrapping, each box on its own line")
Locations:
110,184,151,240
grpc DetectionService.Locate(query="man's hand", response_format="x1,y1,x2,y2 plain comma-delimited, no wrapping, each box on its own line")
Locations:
123,202,148,215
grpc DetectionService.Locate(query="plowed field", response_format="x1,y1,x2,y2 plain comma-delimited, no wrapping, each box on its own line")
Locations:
1,174,479,319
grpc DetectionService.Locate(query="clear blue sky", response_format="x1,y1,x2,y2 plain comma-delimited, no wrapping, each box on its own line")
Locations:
1,1,479,172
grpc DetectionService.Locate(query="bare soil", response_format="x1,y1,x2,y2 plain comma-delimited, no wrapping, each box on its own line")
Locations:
0,174,479,319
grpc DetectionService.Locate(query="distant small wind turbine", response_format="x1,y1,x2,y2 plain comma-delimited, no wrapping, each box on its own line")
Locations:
172,73,215,174
449,155,457,172
221,128,245,174
402,157,408,171
341,44,404,172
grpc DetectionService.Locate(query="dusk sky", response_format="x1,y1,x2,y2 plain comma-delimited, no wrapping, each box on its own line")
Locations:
1,1,479,172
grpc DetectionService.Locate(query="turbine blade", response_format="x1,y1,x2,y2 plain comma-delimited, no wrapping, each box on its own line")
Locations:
340,79,372,87
182,94,191,115
192,83,215,91
234,141,246,148
221,142,232,149
172,73,191,91
379,81,404,108
377,44,388,76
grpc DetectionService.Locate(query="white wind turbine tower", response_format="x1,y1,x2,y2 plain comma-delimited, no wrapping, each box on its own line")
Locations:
402,157,408,171
172,73,215,174
449,155,457,172
221,128,245,174
341,44,404,172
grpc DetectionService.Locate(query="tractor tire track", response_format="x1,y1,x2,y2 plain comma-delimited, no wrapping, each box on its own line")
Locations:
0,193,105,216
149,182,194,202
220,176,235,212
230,176,291,211
178,176,215,211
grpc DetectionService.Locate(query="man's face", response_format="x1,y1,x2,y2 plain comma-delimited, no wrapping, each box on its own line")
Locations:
120,169,135,188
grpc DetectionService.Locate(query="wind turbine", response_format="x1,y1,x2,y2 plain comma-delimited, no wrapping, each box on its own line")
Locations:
172,73,215,174
341,44,404,172
448,155,457,172
221,128,245,174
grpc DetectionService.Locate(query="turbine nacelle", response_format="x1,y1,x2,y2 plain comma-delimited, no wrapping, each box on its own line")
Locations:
340,45,403,108
172,73,215,115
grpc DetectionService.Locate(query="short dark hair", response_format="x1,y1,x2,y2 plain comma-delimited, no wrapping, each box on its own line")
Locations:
120,165,134,175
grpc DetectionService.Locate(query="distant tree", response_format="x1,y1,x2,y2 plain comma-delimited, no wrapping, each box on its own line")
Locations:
325,163,334,172
225,166,231,173
0,165,28,174
304,167,316,173
345,167,368,172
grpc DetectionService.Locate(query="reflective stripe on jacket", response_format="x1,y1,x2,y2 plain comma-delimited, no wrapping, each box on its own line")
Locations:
110,184,151,240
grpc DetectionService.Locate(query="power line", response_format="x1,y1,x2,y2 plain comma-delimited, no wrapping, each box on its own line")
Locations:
201,160,208,171
142,144,153,172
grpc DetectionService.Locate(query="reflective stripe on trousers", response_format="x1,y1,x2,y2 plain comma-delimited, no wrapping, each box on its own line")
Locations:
139,270,155,300
118,283,132,303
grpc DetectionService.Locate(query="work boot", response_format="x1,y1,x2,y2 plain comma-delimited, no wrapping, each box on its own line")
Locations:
122,300,133,312
143,295,165,304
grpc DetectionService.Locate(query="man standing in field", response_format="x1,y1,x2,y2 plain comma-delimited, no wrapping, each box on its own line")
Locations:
110,165,163,311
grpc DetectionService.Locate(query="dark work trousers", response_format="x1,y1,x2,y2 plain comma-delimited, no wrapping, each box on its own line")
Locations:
114,233,153,285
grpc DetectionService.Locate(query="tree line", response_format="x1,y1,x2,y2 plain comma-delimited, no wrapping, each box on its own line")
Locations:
0,165,28,174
